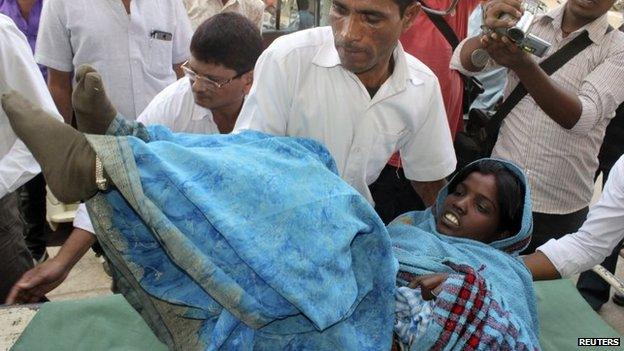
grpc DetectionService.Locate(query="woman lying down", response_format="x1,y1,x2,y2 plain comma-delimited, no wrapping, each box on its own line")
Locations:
2,87,539,350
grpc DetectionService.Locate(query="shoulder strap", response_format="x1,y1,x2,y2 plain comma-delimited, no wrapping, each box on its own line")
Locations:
422,3,460,49
485,30,595,138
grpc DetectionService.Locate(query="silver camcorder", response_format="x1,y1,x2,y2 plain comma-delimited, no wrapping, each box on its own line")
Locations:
495,0,551,57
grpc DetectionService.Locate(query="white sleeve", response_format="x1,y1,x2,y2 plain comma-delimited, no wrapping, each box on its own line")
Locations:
137,87,173,127
537,156,624,277
35,0,73,72
171,0,193,65
234,46,291,135
0,140,41,198
0,18,61,198
73,203,95,234
401,78,456,181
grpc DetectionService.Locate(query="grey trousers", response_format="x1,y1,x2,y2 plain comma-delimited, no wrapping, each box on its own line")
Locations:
0,192,34,303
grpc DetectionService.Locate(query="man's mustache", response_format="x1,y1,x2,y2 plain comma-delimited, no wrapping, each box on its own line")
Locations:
334,41,371,54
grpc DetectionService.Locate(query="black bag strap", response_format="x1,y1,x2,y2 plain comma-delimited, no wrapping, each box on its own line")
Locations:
422,3,460,49
485,27,612,139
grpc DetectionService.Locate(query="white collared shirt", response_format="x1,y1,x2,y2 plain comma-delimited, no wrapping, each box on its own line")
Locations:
538,155,624,277
183,0,264,30
235,27,456,203
0,14,61,199
36,0,193,119
137,77,220,134
451,5,624,214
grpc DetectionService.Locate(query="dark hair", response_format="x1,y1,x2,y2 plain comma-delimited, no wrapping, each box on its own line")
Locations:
394,0,416,16
448,160,525,236
190,12,263,75
297,0,309,10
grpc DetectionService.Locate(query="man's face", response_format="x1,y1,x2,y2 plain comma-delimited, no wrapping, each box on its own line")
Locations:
186,56,250,110
329,0,415,74
566,0,616,21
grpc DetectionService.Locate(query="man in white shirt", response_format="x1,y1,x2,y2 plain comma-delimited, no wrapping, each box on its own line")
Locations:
183,0,265,30
0,14,62,302
138,12,262,133
36,0,193,122
235,0,457,206
525,154,624,282
451,0,624,253
6,13,264,304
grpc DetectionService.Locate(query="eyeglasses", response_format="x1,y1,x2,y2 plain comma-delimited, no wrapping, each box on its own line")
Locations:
181,61,247,90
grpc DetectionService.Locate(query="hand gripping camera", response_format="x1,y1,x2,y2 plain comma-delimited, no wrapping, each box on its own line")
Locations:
494,0,551,57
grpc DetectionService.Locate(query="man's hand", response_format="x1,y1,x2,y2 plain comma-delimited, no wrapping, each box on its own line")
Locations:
409,273,449,300
5,258,70,304
410,179,446,207
483,0,524,29
481,32,532,70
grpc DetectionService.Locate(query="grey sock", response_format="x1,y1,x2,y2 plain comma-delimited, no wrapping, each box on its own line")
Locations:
2,91,99,203
72,64,117,134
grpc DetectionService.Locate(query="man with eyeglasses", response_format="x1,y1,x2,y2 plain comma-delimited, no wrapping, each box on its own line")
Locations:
6,13,263,304
137,13,262,134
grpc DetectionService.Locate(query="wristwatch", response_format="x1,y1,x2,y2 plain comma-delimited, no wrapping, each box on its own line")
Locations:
471,48,490,68
95,156,108,191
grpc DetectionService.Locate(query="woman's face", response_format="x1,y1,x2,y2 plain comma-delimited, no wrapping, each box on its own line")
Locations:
436,172,506,243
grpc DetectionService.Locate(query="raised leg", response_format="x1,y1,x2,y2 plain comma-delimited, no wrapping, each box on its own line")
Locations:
2,91,102,203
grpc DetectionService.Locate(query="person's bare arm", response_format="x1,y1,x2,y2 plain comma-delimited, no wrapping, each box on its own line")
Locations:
483,34,583,129
410,179,447,207
5,228,96,304
522,251,561,281
457,0,523,72
47,68,73,123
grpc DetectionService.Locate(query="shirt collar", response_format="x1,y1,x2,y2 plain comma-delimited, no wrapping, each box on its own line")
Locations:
541,4,611,44
312,37,422,92
220,0,240,10
191,104,213,121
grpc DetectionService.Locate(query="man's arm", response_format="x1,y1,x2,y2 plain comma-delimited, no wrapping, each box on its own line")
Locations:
523,251,561,280
171,0,193,68
452,0,523,73
5,228,96,304
410,179,447,207
524,156,624,280
482,34,582,129
47,68,73,123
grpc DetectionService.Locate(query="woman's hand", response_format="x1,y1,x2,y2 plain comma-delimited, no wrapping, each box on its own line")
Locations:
408,273,449,300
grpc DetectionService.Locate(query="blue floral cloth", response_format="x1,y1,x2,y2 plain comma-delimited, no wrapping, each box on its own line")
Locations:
84,128,398,351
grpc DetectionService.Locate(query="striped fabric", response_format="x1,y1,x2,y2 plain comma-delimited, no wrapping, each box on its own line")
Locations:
491,6,624,213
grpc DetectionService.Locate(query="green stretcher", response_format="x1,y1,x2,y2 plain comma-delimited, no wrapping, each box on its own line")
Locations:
11,279,622,351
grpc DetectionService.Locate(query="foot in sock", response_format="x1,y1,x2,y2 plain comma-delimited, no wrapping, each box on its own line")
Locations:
72,64,117,134
2,91,101,203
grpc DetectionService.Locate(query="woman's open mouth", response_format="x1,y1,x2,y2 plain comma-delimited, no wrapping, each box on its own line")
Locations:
441,210,460,228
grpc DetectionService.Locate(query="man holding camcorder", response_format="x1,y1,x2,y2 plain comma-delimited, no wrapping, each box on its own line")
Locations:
451,0,624,253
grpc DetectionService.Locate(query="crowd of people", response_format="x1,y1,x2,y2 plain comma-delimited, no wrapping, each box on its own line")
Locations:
1,0,624,349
